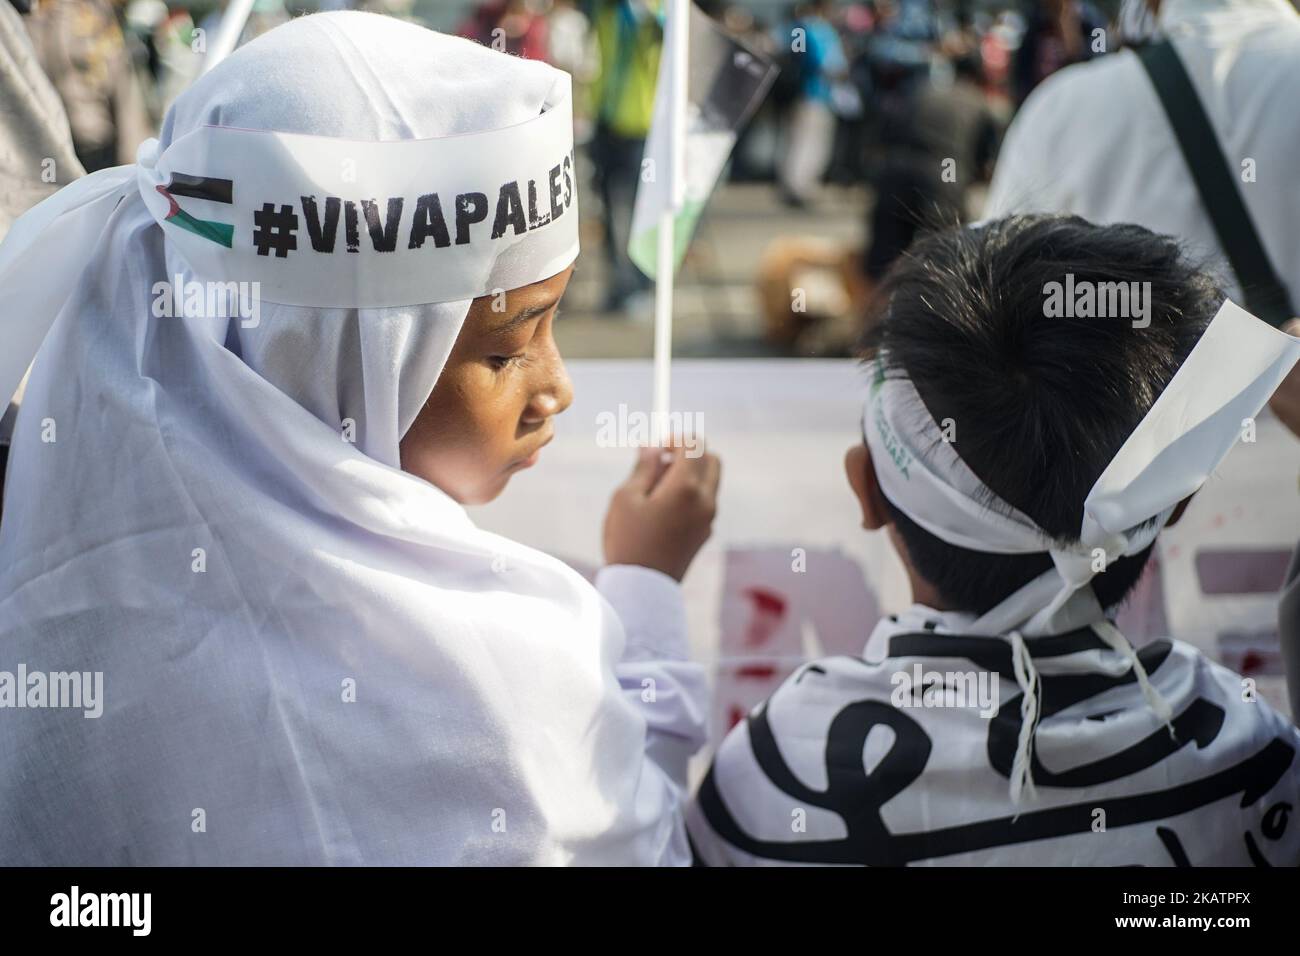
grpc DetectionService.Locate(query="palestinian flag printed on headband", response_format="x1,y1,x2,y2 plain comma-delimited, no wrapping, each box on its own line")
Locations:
628,2,777,279
156,174,235,249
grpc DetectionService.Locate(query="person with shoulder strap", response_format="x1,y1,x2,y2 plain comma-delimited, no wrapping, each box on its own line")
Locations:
984,0,1300,724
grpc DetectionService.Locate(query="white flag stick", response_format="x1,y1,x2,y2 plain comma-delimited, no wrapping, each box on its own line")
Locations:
652,209,675,447
651,0,690,446
202,0,257,75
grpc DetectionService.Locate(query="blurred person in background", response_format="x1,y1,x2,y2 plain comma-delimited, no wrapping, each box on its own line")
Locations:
1,0,83,524
862,35,1002,289
546,0,593,74
197,2,290,65
121,0,167,117
976,8,1019,102
759,22,1003,355
1,0,82,235
773,0,849,207
854,0,935,189
727,2,784,182
23,0,151,171
353,0,417,16
460,0,549,60
1012,0,1104,106
544,0,597,139
589,0,661,315
144,3,200,113
822,0,877,186
986,0,1300,437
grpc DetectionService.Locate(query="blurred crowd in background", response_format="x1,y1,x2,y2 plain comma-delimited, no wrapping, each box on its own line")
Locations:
4,0,1129,355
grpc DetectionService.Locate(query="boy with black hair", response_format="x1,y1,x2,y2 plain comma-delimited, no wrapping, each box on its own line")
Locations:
688,215,1300,866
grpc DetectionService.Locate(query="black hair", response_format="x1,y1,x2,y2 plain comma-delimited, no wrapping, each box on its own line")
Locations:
865,215,1222,615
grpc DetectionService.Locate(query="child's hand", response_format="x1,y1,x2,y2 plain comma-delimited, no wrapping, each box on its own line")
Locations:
602,442,721,582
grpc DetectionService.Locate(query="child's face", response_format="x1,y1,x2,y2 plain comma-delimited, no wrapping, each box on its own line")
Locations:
399,266,574,505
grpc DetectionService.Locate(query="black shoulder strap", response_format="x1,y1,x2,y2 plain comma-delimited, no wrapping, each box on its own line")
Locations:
1137,40,1296,327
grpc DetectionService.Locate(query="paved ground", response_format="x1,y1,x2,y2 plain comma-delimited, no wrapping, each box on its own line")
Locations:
557,180,869,359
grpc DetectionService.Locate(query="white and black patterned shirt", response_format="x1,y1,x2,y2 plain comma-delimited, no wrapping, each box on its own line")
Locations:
688,606,1300,866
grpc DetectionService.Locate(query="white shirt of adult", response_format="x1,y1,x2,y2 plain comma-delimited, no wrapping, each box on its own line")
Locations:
985,0,1300,309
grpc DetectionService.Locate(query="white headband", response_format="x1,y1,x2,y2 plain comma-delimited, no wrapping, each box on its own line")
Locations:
0,81,579,406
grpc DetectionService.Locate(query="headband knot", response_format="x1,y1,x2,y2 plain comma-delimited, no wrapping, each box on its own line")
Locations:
136,138,161,171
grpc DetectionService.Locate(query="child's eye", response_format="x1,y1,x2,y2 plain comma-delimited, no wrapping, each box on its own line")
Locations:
488,353,526,371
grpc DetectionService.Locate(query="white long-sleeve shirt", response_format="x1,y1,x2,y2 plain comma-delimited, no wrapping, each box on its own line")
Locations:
599,563,710,861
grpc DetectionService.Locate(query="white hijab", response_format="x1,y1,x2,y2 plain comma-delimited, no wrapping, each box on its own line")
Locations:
0,12,694,865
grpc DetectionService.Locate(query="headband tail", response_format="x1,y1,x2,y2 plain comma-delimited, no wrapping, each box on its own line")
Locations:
0,165,138,405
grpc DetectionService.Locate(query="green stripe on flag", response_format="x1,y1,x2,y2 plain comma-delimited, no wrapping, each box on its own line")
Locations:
169,209,234,249
627,198,707,280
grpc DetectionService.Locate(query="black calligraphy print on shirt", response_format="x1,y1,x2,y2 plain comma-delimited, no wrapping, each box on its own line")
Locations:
696,631,1296,865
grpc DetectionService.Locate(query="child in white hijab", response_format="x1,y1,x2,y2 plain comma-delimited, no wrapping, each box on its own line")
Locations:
0,11,718,865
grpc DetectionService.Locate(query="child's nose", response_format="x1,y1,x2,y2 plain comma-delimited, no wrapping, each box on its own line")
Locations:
524,358,573,423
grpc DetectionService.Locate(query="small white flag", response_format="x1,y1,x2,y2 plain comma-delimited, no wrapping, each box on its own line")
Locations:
628,2,777,279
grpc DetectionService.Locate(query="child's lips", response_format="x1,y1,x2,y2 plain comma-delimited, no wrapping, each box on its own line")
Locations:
512,432,553,471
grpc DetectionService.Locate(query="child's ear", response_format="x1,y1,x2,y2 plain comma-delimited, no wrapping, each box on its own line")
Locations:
844,443,890,531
